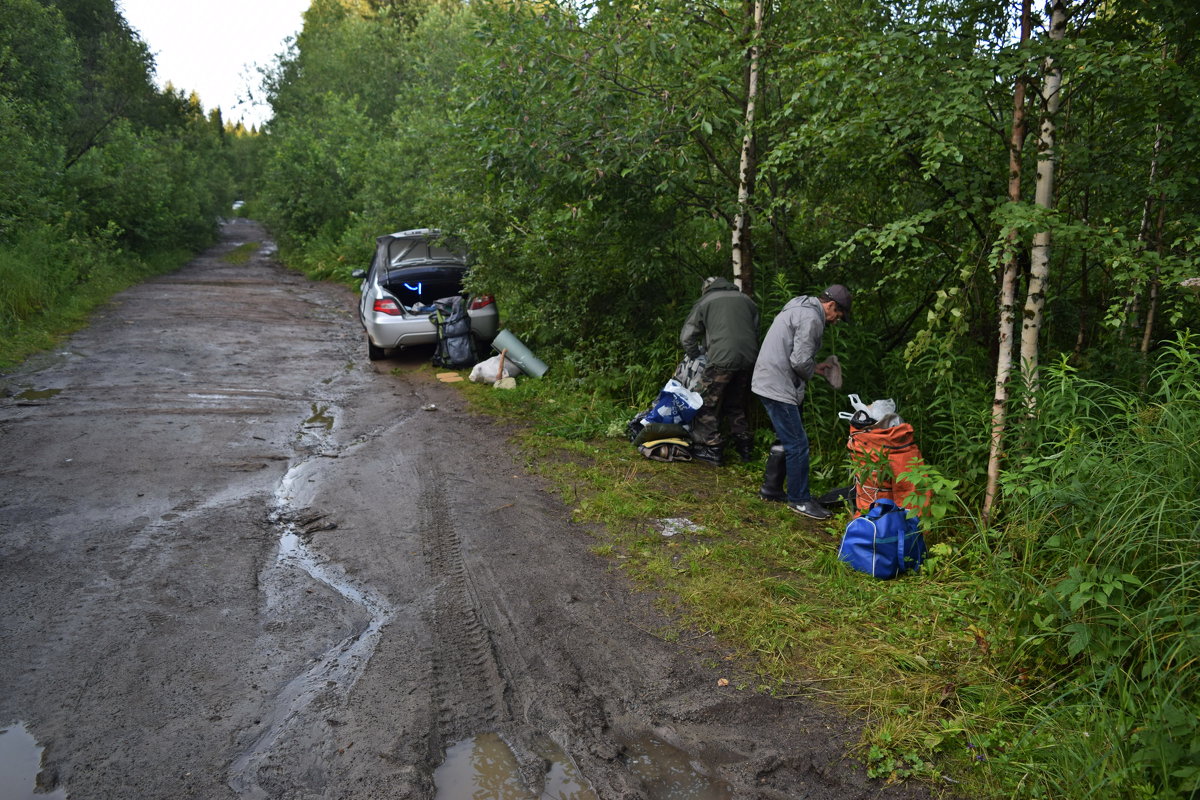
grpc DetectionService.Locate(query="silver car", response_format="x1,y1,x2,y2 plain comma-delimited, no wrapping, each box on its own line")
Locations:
352,229,499,360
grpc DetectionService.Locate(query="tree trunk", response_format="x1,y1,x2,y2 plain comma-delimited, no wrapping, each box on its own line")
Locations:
983,0,1032,523
1138,118,1166,355
1140,197,1167,355
1018,0,1068,410
731,0,763,295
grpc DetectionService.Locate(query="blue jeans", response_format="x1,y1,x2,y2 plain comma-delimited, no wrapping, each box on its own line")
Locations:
760,396,811,504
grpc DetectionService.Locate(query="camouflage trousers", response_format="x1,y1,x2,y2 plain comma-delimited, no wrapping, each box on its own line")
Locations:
689,365,752,447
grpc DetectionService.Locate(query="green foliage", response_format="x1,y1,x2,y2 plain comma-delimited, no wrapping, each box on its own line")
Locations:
959,336,1200,798
0,0,242,361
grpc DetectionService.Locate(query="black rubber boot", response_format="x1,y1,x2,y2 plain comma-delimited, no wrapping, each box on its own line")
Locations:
759,443,786,501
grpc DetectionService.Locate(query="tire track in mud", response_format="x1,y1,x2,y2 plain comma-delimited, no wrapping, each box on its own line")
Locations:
419,459,510,747
228,409,399,799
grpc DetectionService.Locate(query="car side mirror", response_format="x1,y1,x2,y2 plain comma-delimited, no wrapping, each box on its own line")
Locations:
351,269,366,280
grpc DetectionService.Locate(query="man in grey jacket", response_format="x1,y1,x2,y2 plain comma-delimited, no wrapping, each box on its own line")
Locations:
680,276,760,465
751,285,851,520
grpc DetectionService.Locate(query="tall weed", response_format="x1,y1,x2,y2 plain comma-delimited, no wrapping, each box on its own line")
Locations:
0,225,81,326
971,332,1200,799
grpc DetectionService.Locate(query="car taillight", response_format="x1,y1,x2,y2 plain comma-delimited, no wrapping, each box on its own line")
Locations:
373,298,404,316
469,294,495,310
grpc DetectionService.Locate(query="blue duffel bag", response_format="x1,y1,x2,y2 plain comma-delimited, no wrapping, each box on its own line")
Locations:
838,498,926,579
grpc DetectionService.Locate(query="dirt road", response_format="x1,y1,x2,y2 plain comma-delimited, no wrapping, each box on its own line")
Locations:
0,221,939,799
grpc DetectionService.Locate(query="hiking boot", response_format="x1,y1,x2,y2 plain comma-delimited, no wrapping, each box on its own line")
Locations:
731,434,754,463
787,500,832,521
692,445,723,466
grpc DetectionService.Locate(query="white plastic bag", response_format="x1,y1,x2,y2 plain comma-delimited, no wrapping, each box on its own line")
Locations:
469,354,523,384
866,398,896,420
842,394,902,428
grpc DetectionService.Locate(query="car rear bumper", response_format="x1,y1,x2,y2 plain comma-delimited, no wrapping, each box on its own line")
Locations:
364,308,499,350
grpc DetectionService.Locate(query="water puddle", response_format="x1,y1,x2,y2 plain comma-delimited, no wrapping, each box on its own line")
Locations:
432,732,727,800
304,403,335,431
14,388,61,401
620,736,731,799
433,733,597,800
0,722,67,800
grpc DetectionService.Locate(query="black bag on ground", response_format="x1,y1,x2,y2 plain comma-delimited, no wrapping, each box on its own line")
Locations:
638,438,692,462
430,296,478,368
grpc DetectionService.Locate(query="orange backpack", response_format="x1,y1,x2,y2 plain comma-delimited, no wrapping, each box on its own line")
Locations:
847,423,932,515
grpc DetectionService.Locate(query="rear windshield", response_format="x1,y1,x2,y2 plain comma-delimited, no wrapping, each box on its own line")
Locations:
381,268,465,307
383,238,465,267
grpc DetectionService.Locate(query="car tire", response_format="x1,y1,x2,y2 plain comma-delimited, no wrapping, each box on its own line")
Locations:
367,336,385,361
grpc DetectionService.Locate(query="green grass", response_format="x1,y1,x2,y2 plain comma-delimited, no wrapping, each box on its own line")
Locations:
0,233,199,369
451,342,1200,800
460,372,999,793
222,241,261,265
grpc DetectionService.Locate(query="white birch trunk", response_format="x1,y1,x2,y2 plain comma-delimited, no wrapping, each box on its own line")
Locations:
983,0,1032,522
1140,199,1166,355
731,0,763,293
1019,0,1068,409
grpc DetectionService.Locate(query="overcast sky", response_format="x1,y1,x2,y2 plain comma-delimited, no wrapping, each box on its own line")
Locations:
118,0,311,127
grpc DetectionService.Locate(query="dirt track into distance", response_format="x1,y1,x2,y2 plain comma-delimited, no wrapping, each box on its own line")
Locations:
0,220,943,799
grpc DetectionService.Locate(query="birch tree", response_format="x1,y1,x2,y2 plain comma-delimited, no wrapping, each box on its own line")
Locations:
1018,0,1069,407
731,0,763,294
984,0,1032,521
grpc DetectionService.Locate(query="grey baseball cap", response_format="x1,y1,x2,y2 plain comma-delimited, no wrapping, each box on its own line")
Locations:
821,284,852,322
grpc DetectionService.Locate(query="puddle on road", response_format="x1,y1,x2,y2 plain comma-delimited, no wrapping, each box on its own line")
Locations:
304,403,334,431
0,722,67,800
434,733,597,800
433,732,728,800
14,388,61,401
620,736,731,799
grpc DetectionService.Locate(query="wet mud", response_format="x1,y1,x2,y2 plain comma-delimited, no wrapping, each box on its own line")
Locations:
0,221,945,799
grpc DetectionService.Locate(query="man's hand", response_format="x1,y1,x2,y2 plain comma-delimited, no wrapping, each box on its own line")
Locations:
814,355,843,389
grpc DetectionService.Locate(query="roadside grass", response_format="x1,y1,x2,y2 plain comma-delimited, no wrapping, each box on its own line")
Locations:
0,240,198,370
449,340,1200,800
458,373,1004,795
222,241,261,265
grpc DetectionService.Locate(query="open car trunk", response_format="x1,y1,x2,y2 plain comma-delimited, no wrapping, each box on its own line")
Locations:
380,266,466,311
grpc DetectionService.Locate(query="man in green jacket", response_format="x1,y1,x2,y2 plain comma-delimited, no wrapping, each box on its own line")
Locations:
680,276,760,465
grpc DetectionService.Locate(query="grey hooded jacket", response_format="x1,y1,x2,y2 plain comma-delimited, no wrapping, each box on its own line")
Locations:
679,277,760,370
751,295,826,405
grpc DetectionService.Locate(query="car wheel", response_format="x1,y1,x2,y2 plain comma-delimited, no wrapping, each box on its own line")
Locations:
471,334,490,360
367,336,385,361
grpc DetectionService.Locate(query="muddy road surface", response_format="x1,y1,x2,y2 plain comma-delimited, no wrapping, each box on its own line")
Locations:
0,221,940,800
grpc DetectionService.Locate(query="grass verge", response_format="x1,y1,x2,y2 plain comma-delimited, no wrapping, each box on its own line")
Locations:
450,370,1009,797
0,244,200,370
